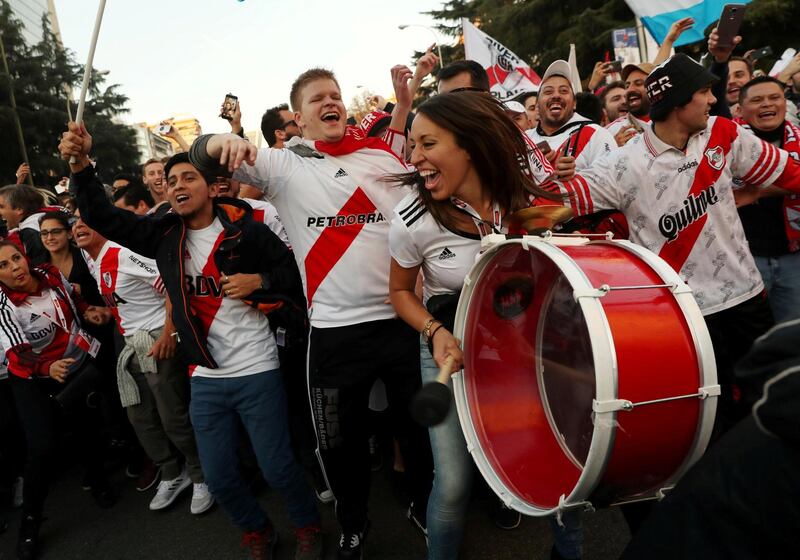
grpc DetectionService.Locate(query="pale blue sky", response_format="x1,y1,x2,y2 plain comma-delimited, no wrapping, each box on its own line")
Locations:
54,0,446,134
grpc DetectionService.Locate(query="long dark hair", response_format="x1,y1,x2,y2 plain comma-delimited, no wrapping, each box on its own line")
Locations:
390,91,560,231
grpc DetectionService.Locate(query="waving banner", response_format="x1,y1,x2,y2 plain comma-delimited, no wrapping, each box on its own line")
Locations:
462,18,540,100
624,0,752,47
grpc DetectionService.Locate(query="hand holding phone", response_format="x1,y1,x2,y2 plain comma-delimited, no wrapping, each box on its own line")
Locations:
220,93,238,121
715,4,747,50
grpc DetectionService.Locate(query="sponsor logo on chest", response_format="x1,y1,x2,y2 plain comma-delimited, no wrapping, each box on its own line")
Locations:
658,185,720,241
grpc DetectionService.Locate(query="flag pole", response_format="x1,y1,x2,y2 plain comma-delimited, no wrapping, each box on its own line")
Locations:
70,0,107,163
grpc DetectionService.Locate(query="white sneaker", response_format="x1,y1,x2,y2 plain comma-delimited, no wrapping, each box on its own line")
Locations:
12,477,23,508
190,482,214,515
148,469,191,511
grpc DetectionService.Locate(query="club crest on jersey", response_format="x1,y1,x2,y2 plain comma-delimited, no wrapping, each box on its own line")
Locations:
704,146,725,171
103,272,112,288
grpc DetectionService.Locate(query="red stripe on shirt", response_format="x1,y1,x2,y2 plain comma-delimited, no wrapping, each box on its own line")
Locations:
658,120,735,272
99,246,124,334
304,186,376,307
187,231,226,377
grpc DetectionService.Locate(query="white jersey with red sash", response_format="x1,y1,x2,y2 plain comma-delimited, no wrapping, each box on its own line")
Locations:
94,241,165,335
527,113,616,170
241,198,291,248
555,117,799,315
233,127,410,328
0,265,88,378
183,218,279,377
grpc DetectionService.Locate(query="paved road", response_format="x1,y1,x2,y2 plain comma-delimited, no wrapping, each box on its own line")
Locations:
0,463,631,560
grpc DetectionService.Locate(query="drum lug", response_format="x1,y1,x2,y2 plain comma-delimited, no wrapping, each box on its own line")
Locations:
699,384,722,398
592,398,633,413
555,495,595,526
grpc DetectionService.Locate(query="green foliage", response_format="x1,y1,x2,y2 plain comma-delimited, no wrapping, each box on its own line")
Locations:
0,1,139,187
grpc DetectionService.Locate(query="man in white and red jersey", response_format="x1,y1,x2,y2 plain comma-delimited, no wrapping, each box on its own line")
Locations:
734,76,800,323
192,66,434,559
527,60,616,170
60,126,322,559
549,54,800,432
73,213,212,515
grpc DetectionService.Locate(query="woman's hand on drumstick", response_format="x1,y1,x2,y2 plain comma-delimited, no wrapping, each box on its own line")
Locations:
432,328,463,371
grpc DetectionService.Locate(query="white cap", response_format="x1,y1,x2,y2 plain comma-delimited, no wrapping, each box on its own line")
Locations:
541,60,573,87
502,100,526,114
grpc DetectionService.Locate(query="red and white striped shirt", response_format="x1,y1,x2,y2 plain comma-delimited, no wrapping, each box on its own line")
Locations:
183,218,279,377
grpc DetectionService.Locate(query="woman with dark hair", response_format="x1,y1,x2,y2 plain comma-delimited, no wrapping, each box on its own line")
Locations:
389,92,580,560
39,211,101,303
0,241,113,560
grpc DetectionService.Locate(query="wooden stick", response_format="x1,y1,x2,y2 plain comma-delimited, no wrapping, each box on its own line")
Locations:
70,0,107,163
435,355,455,385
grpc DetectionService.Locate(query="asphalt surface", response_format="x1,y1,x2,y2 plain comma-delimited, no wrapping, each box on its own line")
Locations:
0,459,631,560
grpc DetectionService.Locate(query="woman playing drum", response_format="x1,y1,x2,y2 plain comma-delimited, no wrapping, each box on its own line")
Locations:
387,92,577,560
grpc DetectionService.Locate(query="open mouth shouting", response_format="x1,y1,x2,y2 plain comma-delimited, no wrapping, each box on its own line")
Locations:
627,92,642,109
546,101,565,119
174,193,191,208
419,169,441,191
321,111,341,124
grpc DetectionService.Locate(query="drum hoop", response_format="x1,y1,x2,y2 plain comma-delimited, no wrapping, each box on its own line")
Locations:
592,240,718,491
453,236,619,516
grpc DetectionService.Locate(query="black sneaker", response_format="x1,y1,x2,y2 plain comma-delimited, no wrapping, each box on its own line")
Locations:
17,515,40,560
337,520,370,559
491,501,521,530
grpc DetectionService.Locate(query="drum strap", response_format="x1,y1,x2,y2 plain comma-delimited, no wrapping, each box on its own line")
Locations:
450,197,504,237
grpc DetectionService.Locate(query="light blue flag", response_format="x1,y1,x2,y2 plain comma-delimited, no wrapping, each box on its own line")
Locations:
624,0,752,47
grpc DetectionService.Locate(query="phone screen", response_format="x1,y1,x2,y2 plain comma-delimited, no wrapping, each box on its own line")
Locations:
220,94,238,121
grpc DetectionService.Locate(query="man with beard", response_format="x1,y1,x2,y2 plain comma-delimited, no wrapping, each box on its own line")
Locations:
734,76,800,322
527,60,616,171
599,80,628,124
606,62,655,146
726,56,753,116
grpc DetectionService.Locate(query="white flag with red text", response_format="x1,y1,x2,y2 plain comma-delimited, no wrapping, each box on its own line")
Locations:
462,18,541,101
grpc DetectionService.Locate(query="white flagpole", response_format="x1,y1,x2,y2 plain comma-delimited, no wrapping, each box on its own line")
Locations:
71,0,107,162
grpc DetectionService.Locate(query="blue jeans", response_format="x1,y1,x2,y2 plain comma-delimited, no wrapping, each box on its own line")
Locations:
421,340,474,560
189,371,318,531
422,340,582,559
755,253,800,323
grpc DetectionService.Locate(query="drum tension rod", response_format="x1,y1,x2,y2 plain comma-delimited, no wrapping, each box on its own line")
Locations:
573,282,692,300
593,385,721,413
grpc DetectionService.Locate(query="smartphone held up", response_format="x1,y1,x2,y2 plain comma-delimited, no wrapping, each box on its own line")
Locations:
220,93,238,121
715,4,747,50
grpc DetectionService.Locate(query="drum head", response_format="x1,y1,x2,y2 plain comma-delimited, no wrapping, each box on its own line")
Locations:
461,242,596,511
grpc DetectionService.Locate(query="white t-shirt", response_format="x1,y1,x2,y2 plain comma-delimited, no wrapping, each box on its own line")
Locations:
183,218,279,377
557,117,791,315
526,113,616,170
389,193,482,304
234,133,410,328
93,241,165,335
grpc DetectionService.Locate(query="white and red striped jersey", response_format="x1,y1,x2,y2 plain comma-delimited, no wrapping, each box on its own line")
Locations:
0,269,87,378
93,241,165,335
526,114,615,170
183,218,279,377
234,129,410,328
555,117,800,315
240,198,291,247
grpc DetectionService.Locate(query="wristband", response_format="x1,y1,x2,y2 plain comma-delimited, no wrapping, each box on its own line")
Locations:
427,324,445,355
421,318,440,342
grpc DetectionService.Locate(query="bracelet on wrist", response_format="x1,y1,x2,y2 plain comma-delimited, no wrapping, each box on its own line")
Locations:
421,317,440,342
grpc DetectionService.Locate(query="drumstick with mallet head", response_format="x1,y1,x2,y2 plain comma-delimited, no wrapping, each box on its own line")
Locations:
410,355,456,427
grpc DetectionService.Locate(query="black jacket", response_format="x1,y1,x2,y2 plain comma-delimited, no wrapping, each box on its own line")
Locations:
70,164,306,369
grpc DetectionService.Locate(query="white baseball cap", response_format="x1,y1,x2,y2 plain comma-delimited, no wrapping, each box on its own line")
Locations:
502,100,526,114
541,60,573,87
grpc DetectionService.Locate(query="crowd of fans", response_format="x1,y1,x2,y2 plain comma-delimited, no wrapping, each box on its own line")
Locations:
1,17,800,560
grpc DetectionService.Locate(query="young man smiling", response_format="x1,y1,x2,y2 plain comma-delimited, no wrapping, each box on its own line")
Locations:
190,66,433,559
548,53,800,434
59,122,322,560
